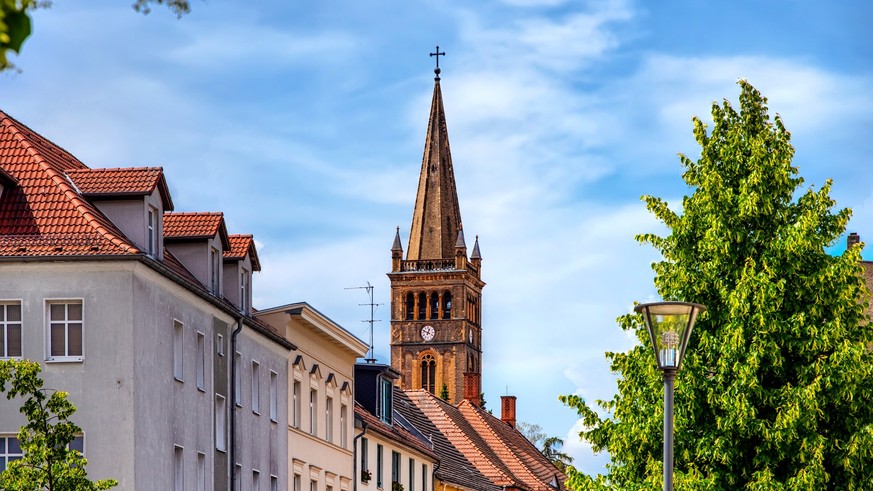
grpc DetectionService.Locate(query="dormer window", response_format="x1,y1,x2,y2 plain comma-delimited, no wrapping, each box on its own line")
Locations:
147,206,158,256
210,247,220,294
240,269,249,314
378,376,393,424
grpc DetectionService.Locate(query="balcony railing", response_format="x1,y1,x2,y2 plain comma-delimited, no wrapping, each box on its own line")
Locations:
401,259,456,272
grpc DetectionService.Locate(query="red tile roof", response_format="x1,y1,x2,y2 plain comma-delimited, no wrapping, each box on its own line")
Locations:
400,390,565,491
66,167,174,210
163,212,231,249
225,234,261,272
0,110,139,256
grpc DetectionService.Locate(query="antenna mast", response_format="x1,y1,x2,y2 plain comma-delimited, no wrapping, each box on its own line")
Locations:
345,282,382,363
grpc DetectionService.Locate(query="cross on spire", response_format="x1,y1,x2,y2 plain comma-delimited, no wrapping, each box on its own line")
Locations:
430,45,446,80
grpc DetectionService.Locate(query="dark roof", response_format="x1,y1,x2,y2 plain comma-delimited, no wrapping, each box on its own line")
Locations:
355,403,438,462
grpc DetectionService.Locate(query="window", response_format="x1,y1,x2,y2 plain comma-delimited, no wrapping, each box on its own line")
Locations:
310,480,317,491
271,476,279,491
379,377,392,424
210,246,221,294
270,371,278,422
240,269,249,313
310,389,317,435
234,352,242,406
235,464,243,491
361,437,368,473
325,396,333,442
417,292,426,320
376,444,383,488
0,436,23,472
174,446,184,491
252,361,261,414
69,435,84,454
215,395,227,451
173,320,183,380
340,404,347,448
442,291,451,320
147,206,158,256
294,474,301,491
0,301,22,358
409,458,415,491
405,293,414,320
196,332,206,391
429,293,438,320
391,451,400,486
420,355,436,394
217,334,225,356
47,300,83,360
421,464,427,491
253,470,261,491
293,381,301,428
198,452,206,491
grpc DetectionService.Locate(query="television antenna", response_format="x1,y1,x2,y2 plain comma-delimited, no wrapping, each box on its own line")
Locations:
345,282,382,363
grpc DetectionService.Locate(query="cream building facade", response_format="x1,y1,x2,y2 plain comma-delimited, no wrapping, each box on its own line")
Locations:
256,303,369,491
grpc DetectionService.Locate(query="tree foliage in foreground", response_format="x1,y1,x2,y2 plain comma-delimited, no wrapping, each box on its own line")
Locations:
1,0,189,71
561,81,873,490
0,359,117,490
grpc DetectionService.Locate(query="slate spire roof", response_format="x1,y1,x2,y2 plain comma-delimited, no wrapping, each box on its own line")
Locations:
0,110,139,256
406,77,464,261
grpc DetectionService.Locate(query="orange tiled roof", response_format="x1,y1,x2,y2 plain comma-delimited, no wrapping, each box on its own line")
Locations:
164,212,224,239
66,167,173,210
400,390,564,491
225,234,261,272
0,110,139,256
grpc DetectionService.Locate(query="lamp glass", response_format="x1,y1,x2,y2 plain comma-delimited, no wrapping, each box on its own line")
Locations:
635,302,704,371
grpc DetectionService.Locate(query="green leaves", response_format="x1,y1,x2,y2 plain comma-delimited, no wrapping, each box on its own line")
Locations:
564,81,873,489
0,0,35,70
0,359,118,490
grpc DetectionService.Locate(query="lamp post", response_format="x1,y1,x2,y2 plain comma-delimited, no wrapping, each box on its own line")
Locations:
634,301,706,491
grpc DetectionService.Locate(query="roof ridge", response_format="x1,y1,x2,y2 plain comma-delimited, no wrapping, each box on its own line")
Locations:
460,402,548,489
414,392,517,486
67,166,163,172
2,115,139,254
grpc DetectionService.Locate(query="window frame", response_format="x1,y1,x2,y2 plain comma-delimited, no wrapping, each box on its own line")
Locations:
0,434,23,472
309,388,318,436
0,300,23,359
147,205,158,257
251,360,261,415
325,395,333,443
215,394,227,452
376,444,383,488
196,331,206,391
45,299,84,362
270,370,278,422
292,380,301,428
174,445,184,491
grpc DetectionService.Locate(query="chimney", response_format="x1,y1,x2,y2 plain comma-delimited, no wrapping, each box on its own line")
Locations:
848,232,861,250
501,395,517,429
463,372,480,406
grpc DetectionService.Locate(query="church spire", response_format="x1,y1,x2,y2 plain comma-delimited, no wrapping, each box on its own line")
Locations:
406,59,463,261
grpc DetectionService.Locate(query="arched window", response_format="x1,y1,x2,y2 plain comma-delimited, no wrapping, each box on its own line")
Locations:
442,291,452,320
429,293,439,320
420,355,436,394
418,292,426,320
405,293,414,320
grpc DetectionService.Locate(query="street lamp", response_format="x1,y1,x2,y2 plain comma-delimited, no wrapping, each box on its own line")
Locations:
634,301,706,491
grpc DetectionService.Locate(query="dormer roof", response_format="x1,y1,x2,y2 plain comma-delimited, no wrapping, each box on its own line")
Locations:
225,234,261,272
66,166,174,210
163,212,231,249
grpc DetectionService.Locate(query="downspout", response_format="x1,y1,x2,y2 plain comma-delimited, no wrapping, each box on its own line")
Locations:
431,454,440,491
230,316,244,490
353,421,369,491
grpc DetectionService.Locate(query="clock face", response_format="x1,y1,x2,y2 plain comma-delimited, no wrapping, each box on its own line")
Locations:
421,325,435,341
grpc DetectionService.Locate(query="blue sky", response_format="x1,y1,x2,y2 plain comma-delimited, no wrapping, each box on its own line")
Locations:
2,0,871,475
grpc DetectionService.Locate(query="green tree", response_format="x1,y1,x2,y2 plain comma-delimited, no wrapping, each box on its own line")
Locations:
542,436,573,474
1,0,189,71
561,80,873,490
440,384,449,401
517,421,547,448
0,359,117,490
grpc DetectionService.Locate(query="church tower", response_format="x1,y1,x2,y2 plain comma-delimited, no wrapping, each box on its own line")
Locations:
388,58,485,404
